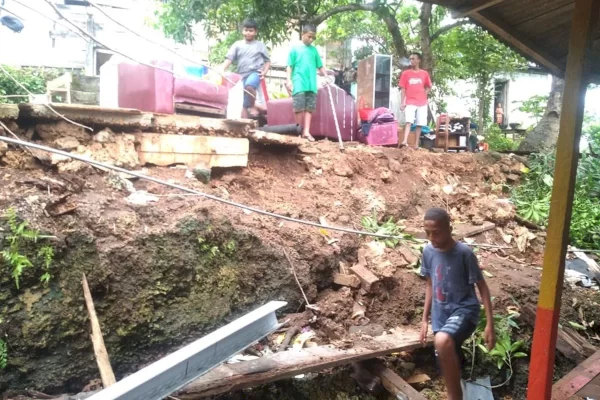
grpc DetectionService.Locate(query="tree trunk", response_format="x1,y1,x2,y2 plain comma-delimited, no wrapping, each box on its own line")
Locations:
519,76,565,151
419,3,434,73
374,6,407,59
477,79,488,134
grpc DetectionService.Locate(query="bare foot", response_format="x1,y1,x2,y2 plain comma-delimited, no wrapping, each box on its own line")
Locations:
302,133,315,142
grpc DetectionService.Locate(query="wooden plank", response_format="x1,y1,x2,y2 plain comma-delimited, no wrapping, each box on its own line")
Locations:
453,0,508,18
453,222,496,240
521,305,596,364
136,133,249,168
552,350,600,399
469,11,564,76
527,1,599,398
350,264,381,293
178,328,429,399
82,273,116,387
87,301,287,400
367,363,428,400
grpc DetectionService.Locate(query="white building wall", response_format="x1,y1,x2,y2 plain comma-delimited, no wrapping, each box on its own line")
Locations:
0,0,209,72
443,71,552,128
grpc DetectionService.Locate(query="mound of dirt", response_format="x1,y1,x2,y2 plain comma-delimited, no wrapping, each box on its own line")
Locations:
0,126,594,399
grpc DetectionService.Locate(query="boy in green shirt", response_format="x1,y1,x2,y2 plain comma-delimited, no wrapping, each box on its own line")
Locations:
286,25,329,141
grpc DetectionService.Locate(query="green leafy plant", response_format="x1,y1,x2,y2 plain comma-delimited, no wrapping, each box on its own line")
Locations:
512,140,600,249
514,95,548,126
463,307,526,387
0,65,63,104
0,208,54,288
361,211,414,248
484,124,520,152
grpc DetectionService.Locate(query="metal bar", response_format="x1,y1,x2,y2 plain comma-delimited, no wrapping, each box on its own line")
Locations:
87,301,287,400
526,0,599,398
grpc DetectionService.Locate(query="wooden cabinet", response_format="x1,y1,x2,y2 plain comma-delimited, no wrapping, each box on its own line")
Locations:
435,115,470,152
357,55,393,109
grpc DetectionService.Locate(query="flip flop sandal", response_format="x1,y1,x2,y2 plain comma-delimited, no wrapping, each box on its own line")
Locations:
302,134,315,142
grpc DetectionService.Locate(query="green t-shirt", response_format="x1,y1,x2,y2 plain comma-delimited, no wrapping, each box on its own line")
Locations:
288,44,323,95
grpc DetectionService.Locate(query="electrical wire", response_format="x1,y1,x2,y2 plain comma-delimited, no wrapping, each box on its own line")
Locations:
0,135,413,241
0,64,93,131
11,0,89,41
37,0,256,99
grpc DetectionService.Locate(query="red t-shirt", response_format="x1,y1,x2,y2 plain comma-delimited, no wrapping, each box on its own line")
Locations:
399,69,432,107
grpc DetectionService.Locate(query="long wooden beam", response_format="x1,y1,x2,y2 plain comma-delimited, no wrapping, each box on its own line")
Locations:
87,301,287,400
177,328,428,399
469,11,564,76
526,0,599,399
552,350,600,399
452,0,508,19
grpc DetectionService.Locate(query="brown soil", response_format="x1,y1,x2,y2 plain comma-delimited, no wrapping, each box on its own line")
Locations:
0,125,598,400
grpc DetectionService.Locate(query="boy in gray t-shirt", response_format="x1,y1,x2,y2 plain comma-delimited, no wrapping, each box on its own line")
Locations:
221,18,271,117
420,208,495,400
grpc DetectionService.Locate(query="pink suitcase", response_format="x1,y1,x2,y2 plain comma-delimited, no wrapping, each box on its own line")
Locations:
359,122,398,146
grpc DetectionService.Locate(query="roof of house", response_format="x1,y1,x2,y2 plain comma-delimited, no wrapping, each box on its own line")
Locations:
423,0,600,81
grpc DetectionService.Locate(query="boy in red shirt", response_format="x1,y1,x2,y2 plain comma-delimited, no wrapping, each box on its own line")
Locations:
399,52,432,148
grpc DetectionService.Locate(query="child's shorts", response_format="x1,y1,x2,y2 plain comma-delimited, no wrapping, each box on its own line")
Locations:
293,91,317,113
434,312,477,369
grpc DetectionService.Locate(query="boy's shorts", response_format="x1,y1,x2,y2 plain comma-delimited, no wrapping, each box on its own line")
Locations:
434,312,477,368
293,91,317,113
243,72,261,108
404,104,428,126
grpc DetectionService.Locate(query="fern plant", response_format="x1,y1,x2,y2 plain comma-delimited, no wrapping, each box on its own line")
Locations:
1,208,54,288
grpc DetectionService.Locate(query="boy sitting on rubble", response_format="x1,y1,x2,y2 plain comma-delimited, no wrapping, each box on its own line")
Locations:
420,208,496,400
221,18,271,118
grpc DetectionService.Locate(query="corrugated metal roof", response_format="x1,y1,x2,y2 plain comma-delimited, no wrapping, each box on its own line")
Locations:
424,0,600,81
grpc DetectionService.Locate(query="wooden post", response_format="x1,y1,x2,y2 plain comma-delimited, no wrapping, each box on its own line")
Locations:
527,0,599,398
83,273,117,387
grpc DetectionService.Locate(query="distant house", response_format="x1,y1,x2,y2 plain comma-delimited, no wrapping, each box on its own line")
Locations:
444,67,552,129
0,0,209,74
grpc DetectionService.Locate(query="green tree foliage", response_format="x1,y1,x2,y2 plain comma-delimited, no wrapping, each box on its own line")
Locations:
514,94,548,126
0,66,62,104
512,115,600,249
442,26,527,131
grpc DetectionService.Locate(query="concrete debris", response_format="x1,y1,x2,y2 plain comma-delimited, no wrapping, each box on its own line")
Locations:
334,162,354,178
53,137,82,151
93,128,116,143
380,169,392,182
350,264,381,293
0,141,7,156
398,245,419,266
333,272,361,288
125,191,159,206
36,121,91,143
45,194,78,217
348,324,385,337
515,226,537,252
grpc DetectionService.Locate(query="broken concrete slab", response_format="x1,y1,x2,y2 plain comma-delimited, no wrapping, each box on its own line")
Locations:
398,245,419,265
246,130,306,147
19,103,152,129
153,113,256,136
136,133,249,168
0,104,19,120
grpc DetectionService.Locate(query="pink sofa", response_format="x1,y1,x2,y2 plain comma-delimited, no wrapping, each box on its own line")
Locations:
117,60,241,115
266,86,358,141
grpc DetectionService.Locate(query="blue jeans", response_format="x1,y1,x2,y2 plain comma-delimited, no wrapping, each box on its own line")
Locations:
243,72,261,108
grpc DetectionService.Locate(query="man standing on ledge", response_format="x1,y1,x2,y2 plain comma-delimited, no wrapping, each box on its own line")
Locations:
399,52,432,148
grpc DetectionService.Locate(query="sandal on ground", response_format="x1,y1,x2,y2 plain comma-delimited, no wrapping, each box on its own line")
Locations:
302,134,315,142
